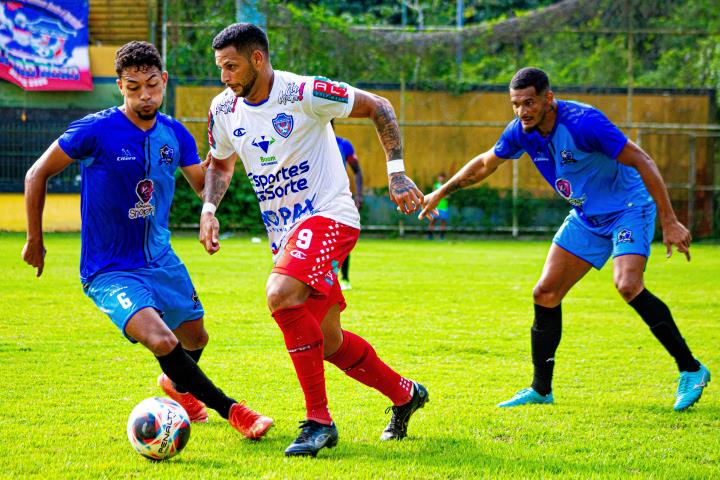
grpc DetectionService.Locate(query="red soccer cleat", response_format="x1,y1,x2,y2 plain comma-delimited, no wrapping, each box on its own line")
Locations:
157,373,209,423
228,402,274,439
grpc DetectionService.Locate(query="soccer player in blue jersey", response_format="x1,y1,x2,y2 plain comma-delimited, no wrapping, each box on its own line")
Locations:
22,41,273,438
420,67,709,411
331,120,364,290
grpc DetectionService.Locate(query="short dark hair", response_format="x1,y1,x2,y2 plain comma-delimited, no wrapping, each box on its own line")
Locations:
114,41,162,77
510,67,550,94
212,23,269,57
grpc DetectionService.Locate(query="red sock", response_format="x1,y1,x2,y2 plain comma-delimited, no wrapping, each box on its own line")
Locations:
272,304,332,424
326,330,413,406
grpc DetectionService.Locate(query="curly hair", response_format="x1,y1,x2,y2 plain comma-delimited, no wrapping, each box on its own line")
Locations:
212,23,269,57
114,41,162,77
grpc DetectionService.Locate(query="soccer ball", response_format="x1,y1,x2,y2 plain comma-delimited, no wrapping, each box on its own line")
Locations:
126,397,191,460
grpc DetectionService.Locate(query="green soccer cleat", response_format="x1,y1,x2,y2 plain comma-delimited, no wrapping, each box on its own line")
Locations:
674,362,710,411
497,387,554,408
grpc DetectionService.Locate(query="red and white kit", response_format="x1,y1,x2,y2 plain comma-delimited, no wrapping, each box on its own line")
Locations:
208,71,361,272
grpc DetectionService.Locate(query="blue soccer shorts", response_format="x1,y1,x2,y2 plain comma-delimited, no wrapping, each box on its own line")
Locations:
436,208,450,222
553,203,656,270
83,251,204,342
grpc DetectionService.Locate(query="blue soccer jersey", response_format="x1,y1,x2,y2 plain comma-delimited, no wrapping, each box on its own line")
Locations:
58,107,200,282
493,100,653,221
335,136,355,167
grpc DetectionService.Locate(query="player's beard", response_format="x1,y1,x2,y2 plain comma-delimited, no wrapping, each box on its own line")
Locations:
135,104,160,121
235,66,258,98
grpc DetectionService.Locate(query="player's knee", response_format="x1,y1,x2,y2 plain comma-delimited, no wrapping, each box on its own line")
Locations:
322,327,343,358
145,333,179,357
615,278,643,302
266,282,307,312
183,328,209,351
533,283,562,307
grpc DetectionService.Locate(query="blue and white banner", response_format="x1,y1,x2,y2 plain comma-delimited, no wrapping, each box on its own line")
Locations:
0,0,91,91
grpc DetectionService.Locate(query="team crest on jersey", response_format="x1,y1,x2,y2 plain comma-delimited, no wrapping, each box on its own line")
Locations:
278,82,305,105
272,113,294,138
252,135,276,153
617,229,634,243
312,77,348,103
128,179,155,219
560,149,576,165
159,144,174,165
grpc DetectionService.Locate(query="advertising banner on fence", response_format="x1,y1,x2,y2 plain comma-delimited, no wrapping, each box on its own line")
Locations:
0,0,91,91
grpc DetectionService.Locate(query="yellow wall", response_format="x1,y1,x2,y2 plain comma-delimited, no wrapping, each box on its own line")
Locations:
176,86,712,193
1,194,81,232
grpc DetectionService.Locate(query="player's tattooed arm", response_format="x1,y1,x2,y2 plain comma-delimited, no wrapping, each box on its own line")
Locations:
199,152,237,255
371,100,403,160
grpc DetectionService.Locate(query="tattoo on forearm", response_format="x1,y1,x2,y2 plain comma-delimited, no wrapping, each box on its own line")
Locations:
372,102,403,160
204,167,230,206
444,171,484,195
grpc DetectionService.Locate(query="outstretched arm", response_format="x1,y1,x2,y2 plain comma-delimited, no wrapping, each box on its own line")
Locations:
349,89,422,214
616,140,691,260
23,141,75,276
419,148,507,220
198,152,237,255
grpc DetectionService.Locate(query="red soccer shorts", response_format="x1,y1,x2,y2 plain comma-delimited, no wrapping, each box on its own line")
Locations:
273,215,359,319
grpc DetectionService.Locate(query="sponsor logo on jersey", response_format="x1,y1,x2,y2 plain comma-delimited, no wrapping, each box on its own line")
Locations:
312,77,348,103
560,149,576,165
248,160,311,201
272,113,294,138
233,127,246,137
290,250,307,260
128,179,155,219
261,194,317,229
215,94,238,115
116,148,136,162
260,156,278,166
251,135,276,153
617,228,634,243
555,178,587,207
534,156,550,162
159,144,174,165
278,81,305,105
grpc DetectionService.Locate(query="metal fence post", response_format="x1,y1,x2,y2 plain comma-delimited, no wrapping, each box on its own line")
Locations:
688,134,697,235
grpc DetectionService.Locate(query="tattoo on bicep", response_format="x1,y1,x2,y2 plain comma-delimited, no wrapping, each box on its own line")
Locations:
372,102,403,160
204,167,230,206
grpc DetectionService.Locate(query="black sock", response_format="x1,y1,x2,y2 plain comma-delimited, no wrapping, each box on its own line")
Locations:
341,255,350,281
531,304,562,396
156,344,235,418
628,288,698,372
172,347,205,393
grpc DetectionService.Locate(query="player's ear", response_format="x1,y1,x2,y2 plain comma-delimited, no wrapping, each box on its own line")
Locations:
251,49,263,68
161,71,169,88
116,77,123,95
545,89,554,105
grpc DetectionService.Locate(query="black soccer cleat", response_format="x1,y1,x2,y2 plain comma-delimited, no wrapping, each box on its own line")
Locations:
284,420,339,457
380,381,429,441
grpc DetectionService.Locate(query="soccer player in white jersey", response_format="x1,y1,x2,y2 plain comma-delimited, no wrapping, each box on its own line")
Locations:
199,23,430,457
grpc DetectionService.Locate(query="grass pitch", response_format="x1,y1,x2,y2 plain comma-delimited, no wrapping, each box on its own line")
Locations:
1,233,718,479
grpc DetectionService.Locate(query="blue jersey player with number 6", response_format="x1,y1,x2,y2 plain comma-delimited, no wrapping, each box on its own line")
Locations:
22,41,273,440
420,67,709,412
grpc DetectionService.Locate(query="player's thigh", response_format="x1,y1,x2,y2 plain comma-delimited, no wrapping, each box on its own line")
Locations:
266,273,313,311
151,262,205,333
84,270,158,343
535,243,593,305
125,307,178,355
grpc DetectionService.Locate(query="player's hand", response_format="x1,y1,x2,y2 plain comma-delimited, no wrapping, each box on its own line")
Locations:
22,239,46,277
662,219,691,261
199,212,221,255
353,194,364,210
418,189,442,221
200,151,213,174
389,173,423,214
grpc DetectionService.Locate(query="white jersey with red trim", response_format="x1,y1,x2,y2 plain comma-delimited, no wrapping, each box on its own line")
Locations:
208,70,361,260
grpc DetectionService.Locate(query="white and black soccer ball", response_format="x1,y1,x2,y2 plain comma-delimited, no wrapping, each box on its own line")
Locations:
126,397,191,460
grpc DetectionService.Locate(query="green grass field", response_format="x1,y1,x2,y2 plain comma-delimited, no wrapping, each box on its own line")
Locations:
2,233,719,479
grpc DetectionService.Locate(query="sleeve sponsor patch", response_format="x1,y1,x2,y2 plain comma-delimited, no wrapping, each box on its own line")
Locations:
312,77,349,103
